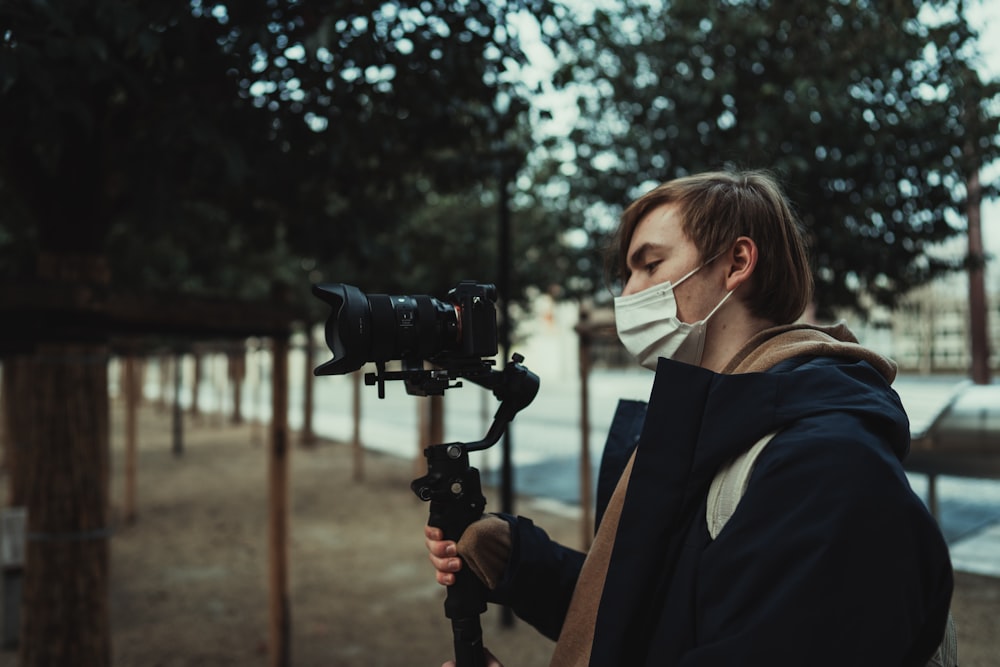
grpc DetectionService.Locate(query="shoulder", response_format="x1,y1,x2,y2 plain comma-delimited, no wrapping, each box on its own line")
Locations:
764,416,898,473
765,355,911,457
746,416,922,532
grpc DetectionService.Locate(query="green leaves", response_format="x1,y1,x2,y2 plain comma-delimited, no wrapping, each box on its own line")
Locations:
0,0,566,314
541,0,998,315
8,0,988,320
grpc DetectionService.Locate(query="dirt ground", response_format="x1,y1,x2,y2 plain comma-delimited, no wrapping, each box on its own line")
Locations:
2,401,997,666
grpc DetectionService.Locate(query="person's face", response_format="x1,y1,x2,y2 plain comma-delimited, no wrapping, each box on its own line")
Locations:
621,203,718,322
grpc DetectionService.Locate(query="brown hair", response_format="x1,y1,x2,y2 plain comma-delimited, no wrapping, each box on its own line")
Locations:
609,170,813,324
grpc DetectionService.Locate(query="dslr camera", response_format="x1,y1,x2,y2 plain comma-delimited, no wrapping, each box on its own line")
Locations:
311,281,500,396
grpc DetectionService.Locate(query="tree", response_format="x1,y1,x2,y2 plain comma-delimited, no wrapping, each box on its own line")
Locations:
0,0,566,300
0,2,562,665
538,0,1000,316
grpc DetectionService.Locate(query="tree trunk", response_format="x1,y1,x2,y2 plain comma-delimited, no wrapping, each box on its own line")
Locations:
17,250,112,667
19,343,111,667
1,359,31,507
966,165,990,384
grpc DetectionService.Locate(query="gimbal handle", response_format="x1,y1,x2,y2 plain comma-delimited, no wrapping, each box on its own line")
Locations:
413,443,488,667
410,355,539,667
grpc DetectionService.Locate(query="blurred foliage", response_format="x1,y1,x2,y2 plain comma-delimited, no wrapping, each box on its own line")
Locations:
0,0,568,318
537,0,1000,316
2,0,997,323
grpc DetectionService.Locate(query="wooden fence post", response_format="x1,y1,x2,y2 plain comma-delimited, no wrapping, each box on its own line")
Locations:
577,305,594,550
352,369,364,482
229,345,246,425
300,326,316,446
268,334,291,667
124,353,138,523
172,349,183,457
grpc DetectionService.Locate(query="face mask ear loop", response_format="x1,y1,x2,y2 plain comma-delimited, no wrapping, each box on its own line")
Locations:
673,249,727,291
700,247,738,322
704,288,735,322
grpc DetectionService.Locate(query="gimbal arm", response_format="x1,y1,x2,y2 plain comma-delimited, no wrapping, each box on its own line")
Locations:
410,354,539,667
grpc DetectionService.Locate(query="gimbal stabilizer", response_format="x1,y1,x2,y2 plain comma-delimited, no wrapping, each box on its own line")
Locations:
310,280,538,665
408,354,539,667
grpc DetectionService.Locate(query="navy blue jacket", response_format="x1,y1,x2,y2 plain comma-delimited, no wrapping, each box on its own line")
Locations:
489,355,953,666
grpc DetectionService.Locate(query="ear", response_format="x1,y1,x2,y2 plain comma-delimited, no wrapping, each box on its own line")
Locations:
724,236,757,292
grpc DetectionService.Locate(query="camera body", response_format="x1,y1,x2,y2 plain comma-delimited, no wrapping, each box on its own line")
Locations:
311,281,499,377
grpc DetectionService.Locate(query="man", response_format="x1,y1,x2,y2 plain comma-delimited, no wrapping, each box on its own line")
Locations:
427,170,953,666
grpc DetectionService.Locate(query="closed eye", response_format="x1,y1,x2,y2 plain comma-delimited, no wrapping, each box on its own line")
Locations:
643,260,662,274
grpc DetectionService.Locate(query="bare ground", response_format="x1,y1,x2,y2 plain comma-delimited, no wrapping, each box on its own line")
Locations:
1,401,996,666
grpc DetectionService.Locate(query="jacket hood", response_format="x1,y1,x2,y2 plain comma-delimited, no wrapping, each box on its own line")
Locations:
642,322,910,491
722,321,898,383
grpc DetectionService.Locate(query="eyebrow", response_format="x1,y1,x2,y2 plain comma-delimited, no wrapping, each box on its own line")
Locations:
627,242,667,271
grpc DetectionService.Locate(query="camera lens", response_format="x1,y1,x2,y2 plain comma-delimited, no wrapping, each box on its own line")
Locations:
368,294,459,362
311,283,461,375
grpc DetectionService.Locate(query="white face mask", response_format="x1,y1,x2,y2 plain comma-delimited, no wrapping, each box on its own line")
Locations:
614,260,733,370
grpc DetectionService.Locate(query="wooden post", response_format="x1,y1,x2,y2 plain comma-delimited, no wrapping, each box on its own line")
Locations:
172,350,183,457
965,163,991,385
300,326,316,446
251,340,264,447
268,335,291,667
134,357,146,406
415,392,446,478
577,305,594,550
190,350,202,420
429,394,444,445
214,351,225,427
158,354,170,412
352,370,364,482
124,354,138,523
417,392,428,478
920,302,934,375
229,346,246,425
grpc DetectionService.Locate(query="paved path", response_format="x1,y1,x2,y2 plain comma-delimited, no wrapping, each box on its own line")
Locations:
148,360,1000,579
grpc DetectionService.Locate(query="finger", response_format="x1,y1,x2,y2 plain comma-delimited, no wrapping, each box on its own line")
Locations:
429,551,461,569
425,524,444,541
426,538,458,559
428,553,462,577
483,647,503,667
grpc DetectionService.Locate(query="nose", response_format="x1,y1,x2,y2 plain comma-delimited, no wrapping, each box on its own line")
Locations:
620,274,641,297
